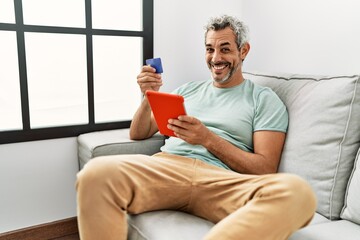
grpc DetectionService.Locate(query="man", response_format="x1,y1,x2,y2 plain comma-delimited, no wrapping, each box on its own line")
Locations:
76,15,316,240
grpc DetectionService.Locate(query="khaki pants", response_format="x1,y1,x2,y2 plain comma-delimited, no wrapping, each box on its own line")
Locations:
76,153,316,240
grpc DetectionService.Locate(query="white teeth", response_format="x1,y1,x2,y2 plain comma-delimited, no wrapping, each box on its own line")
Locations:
213,65,227,70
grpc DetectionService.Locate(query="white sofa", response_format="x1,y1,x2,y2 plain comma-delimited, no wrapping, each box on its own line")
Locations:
78,71,360,239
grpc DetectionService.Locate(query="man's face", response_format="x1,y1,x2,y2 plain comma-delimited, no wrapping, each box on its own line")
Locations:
205,27,242,85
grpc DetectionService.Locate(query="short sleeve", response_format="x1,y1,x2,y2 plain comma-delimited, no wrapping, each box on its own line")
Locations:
254,88,288,133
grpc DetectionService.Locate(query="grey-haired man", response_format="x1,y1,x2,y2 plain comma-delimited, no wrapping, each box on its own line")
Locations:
77,15,316,240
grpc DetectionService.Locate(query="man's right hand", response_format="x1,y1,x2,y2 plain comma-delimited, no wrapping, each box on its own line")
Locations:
137,65,163,94
130,65,162,140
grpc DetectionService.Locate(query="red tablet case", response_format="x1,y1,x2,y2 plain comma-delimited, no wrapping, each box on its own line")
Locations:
146,90,186,137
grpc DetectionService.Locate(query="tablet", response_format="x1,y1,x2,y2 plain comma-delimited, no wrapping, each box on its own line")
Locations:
146,90,186,137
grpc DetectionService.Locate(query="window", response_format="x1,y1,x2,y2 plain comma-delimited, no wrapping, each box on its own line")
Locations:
0,31,22,131
0,0,153,144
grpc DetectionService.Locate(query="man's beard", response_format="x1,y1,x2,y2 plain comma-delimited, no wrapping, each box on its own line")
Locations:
210,62,240,84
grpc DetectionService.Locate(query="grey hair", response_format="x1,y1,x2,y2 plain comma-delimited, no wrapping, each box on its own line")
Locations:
204,15,250,48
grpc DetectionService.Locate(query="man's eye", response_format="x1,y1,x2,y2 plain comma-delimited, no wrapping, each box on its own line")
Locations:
206,48,214,53
222,48,230,52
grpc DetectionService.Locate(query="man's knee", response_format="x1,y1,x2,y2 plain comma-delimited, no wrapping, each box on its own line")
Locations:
76,156,116,191
276,174,317,219
76,155,136,195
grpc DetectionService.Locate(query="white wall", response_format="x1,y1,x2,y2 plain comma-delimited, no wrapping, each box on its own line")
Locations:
0,138,78,232
242,0,360,75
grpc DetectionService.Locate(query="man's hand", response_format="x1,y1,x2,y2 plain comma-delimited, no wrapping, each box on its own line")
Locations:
130,65,162,140
167,115,212,145
137,65,163,94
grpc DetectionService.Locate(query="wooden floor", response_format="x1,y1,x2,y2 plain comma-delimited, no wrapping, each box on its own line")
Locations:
0,218,81,240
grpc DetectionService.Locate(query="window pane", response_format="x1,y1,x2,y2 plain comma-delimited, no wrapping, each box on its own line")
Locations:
0,0,15,23
93,36,142,123
22,0,85,28
0,31,22,131
25,32,88,128
92,0,142,31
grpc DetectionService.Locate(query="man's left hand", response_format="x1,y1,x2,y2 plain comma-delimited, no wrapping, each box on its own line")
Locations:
167,116,211,145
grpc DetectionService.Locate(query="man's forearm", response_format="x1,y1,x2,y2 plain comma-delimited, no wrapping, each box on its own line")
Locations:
129,98,156,140
203,132,275,175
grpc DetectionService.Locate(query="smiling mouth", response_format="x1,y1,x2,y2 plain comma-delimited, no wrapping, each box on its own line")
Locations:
210,62,230,71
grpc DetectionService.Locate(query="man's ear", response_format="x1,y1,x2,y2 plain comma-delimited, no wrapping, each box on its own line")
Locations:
240,42,250,61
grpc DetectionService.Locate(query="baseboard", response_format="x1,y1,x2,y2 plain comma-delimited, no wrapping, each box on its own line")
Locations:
0,217,78,240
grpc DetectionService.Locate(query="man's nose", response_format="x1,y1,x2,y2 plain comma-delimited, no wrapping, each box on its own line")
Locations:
212,50,222,62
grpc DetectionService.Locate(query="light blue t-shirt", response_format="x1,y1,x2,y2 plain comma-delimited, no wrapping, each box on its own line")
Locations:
160,79,288,170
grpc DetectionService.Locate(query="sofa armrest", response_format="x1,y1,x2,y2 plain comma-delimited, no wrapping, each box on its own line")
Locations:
77,128,165,169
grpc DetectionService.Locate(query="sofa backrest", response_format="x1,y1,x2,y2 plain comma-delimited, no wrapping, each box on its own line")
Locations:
244,71,360,220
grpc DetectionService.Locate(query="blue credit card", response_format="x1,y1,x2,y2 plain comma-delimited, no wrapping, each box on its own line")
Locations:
146,58,163,73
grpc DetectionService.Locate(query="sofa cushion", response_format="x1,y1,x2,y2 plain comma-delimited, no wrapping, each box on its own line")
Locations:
127,211,328,240
289,220,360,240
128,211,214,240
243,72,360,220
341,147,360,224
77,129,165,168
